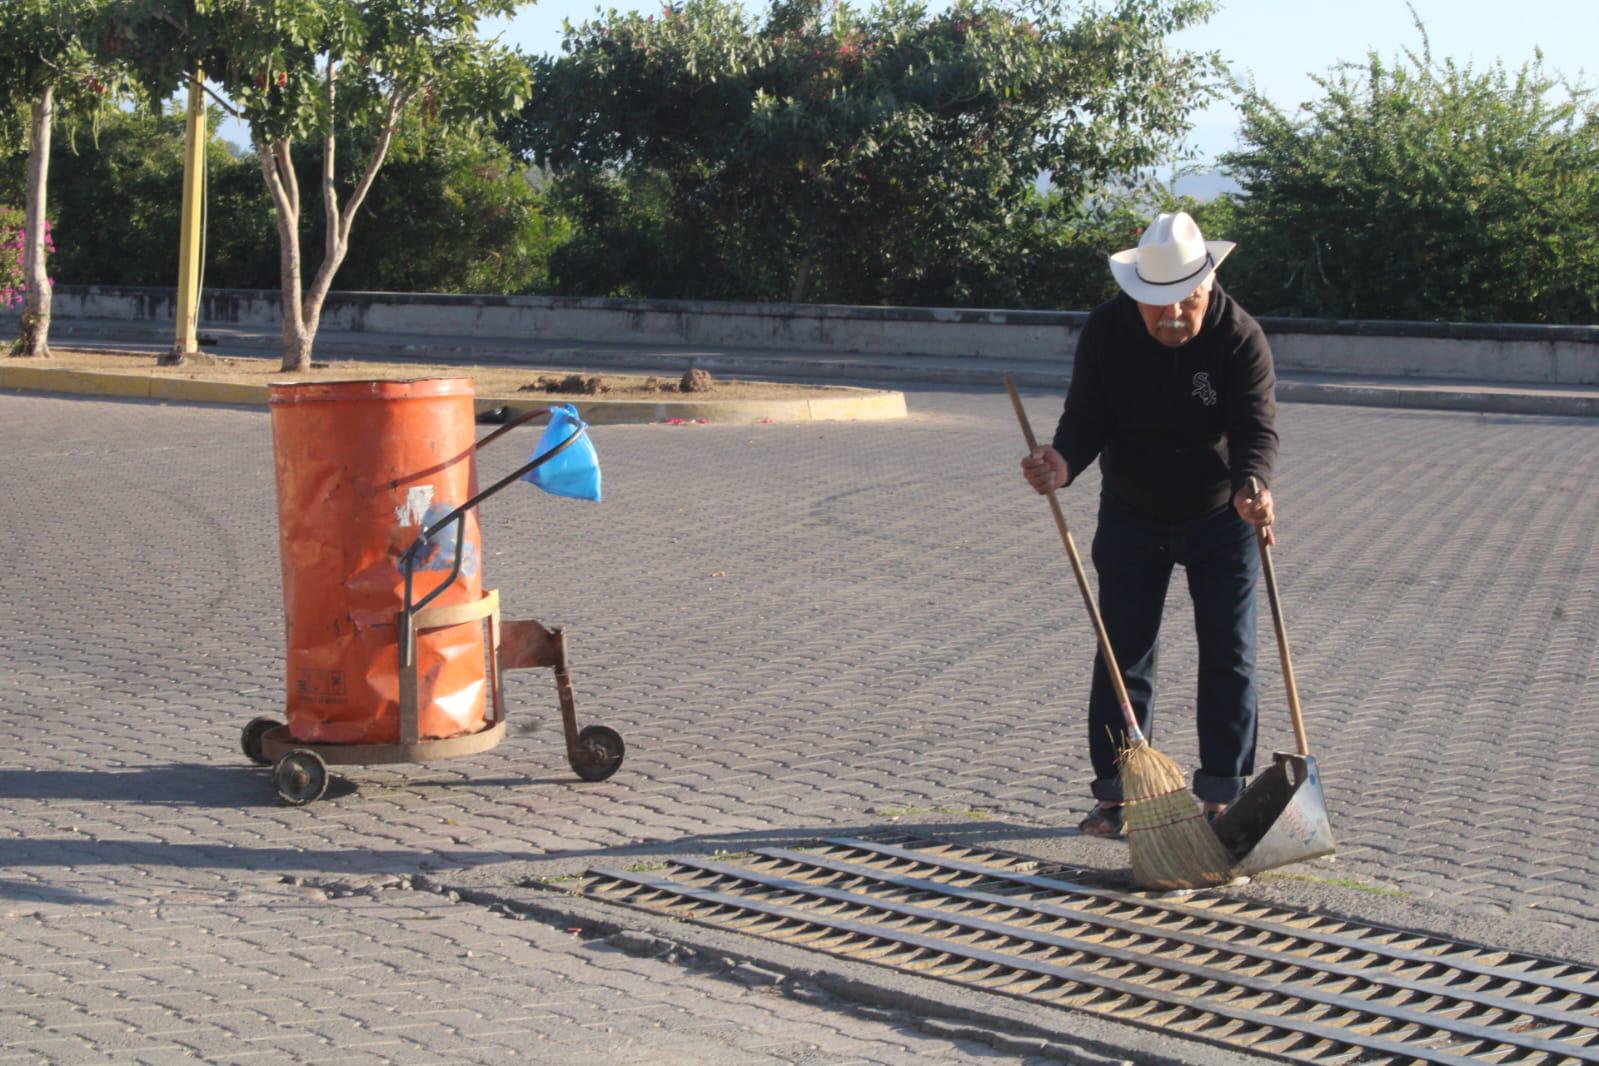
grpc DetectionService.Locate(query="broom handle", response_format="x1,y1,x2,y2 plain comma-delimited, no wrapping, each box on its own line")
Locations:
1004,377,1143,741
1248,476,1310,756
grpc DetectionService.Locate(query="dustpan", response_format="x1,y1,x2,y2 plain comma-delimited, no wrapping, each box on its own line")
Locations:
1213,500,1336,877
1215,751,1334,876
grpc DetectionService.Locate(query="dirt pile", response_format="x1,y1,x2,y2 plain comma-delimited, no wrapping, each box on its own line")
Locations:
520,374,609,395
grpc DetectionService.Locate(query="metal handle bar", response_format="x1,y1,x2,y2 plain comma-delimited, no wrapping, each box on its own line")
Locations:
398,415,587,667
474,407,553,451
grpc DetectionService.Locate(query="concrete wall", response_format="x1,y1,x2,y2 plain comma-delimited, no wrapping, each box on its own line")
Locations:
45,285,1599,385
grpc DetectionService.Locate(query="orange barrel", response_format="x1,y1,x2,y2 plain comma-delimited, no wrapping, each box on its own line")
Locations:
269,378,489,745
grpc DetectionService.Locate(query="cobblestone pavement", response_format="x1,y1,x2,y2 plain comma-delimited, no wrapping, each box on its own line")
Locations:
2,386,1597,1062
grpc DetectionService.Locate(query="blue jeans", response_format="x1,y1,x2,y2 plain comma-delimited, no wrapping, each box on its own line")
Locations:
1086,492,1261,806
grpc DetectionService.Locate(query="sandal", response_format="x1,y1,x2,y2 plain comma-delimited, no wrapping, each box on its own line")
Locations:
1078,802,1125,839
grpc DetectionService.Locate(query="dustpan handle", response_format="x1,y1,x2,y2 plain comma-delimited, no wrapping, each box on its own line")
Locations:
1005,378,1143,741
1249,476,1310,756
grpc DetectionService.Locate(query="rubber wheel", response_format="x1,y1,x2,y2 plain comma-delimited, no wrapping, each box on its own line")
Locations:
241,717,281,766
572,724,625,782
273,750,330,806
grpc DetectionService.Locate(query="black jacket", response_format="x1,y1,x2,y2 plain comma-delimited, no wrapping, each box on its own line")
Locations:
1051,283,1278,524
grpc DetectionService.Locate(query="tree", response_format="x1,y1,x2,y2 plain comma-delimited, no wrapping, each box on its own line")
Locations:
2,107,560,295
114,0,532,369
300,121,566,295
503,0,1219,306
536,167,758,300
0,104,280,290
0,0,127,357
1217,25,1599,323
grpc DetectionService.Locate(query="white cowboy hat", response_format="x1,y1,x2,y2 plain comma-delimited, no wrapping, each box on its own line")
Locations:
1108,211,1235,305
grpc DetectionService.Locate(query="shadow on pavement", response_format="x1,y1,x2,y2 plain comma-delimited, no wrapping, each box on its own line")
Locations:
0,876,119,907
0,765,295,808
0,837,510,877
0,820,1086,887
0,766,610,805
505,819,1083,868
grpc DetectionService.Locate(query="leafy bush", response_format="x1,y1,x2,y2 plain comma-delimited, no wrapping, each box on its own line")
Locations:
310,125,567,295
1217,26,1599,323
1,108,561,296
508,0,1220,307
0,205,25,307
0,205,51,308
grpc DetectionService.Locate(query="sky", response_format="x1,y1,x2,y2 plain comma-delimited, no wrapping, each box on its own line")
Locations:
479,0,1599,165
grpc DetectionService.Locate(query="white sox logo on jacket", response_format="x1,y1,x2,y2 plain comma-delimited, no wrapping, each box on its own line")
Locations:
1191,371,1218,406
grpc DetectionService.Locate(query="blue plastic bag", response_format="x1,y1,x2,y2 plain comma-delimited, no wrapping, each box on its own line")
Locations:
522,404,601,502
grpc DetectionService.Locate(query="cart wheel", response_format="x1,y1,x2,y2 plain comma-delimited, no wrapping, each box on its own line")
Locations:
273,750,330,806
241,717,281,766
572,725,625,782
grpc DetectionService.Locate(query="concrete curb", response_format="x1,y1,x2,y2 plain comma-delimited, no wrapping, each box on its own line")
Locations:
55,327,1599,419
31,286,1599,385
8,344,1597,419
0,364,909,424
1274,377,1599,418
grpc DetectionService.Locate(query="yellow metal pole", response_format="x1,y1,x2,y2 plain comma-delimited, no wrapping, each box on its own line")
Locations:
169,69,206,364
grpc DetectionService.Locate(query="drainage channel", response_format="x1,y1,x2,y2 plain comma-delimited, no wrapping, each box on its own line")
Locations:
583,835,1599,1065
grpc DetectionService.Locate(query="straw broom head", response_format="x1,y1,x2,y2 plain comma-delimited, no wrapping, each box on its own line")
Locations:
1119,739,1233,891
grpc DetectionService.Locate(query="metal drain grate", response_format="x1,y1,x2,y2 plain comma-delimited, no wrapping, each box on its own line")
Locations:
583,836,1599,1065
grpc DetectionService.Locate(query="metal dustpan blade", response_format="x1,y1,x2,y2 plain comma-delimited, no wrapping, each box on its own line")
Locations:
1213,753,1335,877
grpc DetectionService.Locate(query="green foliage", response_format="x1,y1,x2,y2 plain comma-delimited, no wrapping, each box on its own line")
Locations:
0,0,131,138
108,0,537,364
1008,192,1149,309
538,168,762,299
297,124,567,293
1217,27,1599,323
1,106,278,289
507,0,1219,305
108,0,532,145
0,107,558,294
1,0,157,169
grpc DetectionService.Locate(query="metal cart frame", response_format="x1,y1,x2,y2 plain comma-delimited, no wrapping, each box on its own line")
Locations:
241,408,624,804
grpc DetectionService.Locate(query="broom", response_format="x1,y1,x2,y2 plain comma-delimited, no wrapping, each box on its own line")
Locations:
1005,376,1231,891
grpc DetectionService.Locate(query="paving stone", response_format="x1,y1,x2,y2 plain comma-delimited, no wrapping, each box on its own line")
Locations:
2,389,1597,1063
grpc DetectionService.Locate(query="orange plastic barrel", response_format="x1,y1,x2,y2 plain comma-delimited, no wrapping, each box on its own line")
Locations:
269,378,489,745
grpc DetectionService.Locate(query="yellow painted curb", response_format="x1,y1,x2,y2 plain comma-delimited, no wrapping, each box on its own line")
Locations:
1,365,153,399
473,394,907,424
1,365,908,423
810,392,908,421
151,378,271,406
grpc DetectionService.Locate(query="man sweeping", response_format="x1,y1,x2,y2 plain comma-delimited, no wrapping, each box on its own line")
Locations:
1020,210,1279,839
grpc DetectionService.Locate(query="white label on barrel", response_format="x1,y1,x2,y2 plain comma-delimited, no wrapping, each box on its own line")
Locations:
395,484,434,527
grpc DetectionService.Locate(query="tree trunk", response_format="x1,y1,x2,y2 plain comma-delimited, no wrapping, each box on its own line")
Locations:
13,86,54,359
275,198,312,369
254,70,406,372
258,139,313,371
790,251,815,304
296,76,405,368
